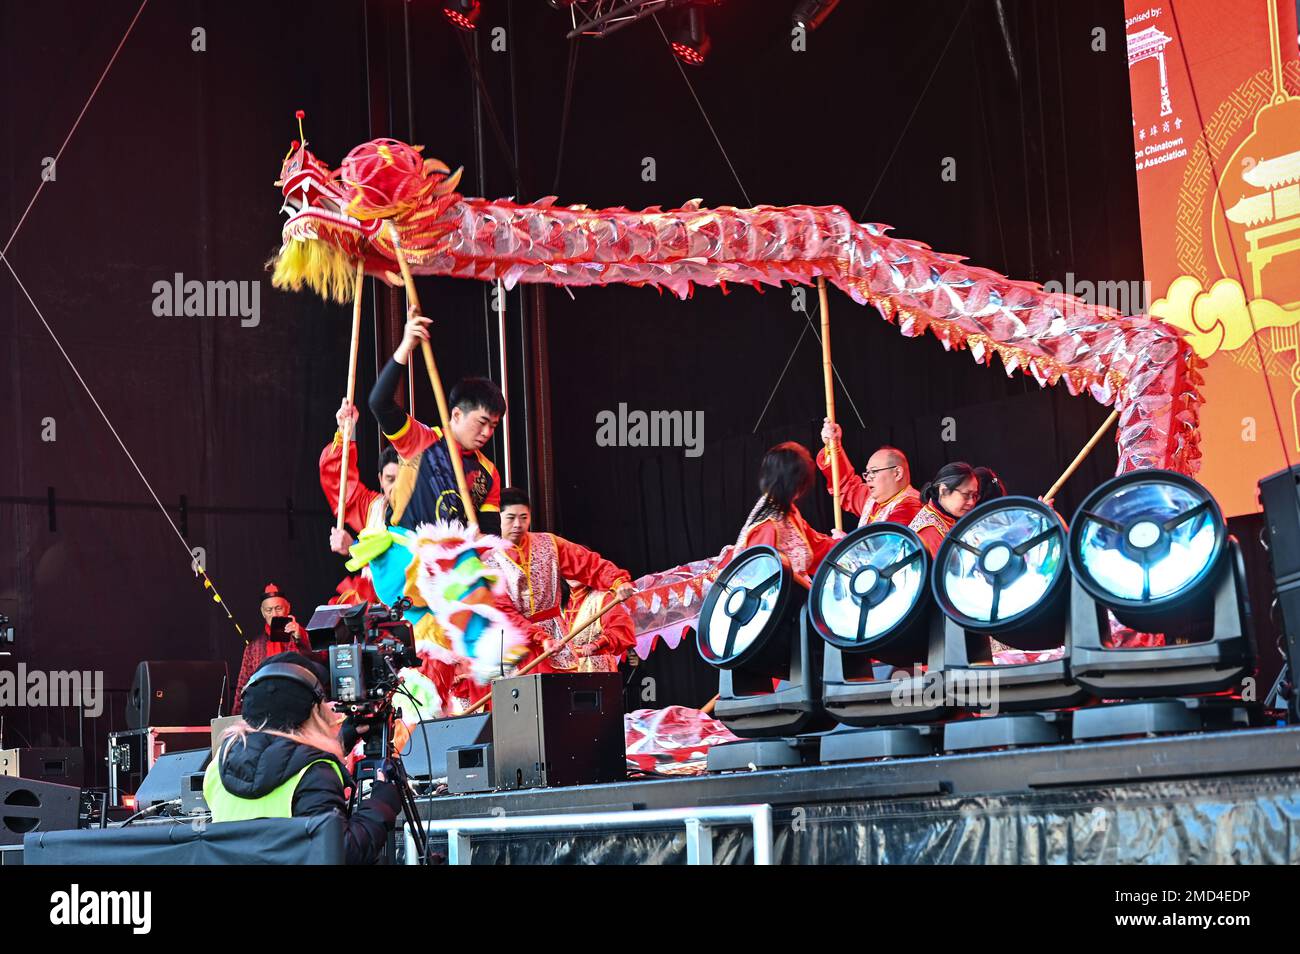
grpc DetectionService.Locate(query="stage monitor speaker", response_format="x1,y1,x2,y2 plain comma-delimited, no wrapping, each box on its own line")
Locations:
398,713,492,779
0,747,84,787
447,743,495,794
1258,465,1300,720
0,776,80,846
493,672,626,789
126,660,229,729
134,748,210,809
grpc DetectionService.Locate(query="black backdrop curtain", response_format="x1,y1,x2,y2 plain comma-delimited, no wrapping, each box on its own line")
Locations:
2,0,1152,776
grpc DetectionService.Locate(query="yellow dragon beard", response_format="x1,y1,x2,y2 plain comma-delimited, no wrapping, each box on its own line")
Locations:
267,238,358,304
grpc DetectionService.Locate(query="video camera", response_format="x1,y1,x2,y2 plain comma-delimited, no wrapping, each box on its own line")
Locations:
305,600,420,722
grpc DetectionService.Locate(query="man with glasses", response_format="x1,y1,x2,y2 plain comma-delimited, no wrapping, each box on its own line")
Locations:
818,419,922,530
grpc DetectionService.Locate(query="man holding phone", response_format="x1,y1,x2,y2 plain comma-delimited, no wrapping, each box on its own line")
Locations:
233,584,311,714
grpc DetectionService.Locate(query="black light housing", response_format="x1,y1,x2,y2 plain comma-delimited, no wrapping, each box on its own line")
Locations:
933,496,1087,713
933,496,1071,652
1069,469,1228,634
811,524,952,727
443,0,481,31
696,545,831,738
669,7,711,66
809,523,932,667
1067,469,1254,700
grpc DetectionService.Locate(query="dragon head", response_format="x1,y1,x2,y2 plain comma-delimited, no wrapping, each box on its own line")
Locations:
269,118,463,303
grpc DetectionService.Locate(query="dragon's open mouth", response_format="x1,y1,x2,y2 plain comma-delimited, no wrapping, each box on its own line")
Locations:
279,170,370,241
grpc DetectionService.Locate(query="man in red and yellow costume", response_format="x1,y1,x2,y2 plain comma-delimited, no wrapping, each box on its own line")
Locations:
496,488,636,673
320,400,400,555
818,420,922,528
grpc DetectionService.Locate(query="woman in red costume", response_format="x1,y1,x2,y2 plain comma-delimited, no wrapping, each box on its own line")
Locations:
730,442,835,586
908,461,981,557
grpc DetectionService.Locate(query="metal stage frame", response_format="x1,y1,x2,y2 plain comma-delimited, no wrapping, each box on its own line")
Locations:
407,725,1300,863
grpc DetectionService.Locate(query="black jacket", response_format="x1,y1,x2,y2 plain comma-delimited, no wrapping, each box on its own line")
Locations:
213,731,402,865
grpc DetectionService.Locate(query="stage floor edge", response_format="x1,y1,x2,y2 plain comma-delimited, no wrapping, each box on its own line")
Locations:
409,725,1300,863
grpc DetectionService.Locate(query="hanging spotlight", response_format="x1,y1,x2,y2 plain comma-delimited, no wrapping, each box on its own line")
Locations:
1067,469,1254,707
443,0,481,31
792,0,841,31
934,496,1071,652
669,7,711,66
1070,469,1227,633
696,546,832,758
809,525,951,739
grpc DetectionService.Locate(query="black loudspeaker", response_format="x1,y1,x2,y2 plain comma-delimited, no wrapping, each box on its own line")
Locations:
492,673,626,789
0,776,80,846
398,713,492,779
1259,466,1300,719
447,743,495,794
126,660,229,729
0,747,84,787
135,749,211,809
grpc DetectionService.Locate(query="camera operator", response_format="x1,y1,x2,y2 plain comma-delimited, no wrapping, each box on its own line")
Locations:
233,583,310,714
204,652,403,865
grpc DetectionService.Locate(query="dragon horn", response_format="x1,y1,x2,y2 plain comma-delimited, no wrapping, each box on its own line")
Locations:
431,166,464,196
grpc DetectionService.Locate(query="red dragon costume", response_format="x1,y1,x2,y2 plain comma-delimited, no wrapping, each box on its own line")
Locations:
270,131,1201,656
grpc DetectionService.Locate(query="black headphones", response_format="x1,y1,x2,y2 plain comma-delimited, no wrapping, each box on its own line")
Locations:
241,662,326,703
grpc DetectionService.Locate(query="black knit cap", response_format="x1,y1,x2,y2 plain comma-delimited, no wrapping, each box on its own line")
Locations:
241,652,329,731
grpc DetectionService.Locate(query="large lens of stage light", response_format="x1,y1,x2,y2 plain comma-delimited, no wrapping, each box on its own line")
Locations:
697,545,801,672
1069,469,1226,632
807,524,931,667
933,496,1069,651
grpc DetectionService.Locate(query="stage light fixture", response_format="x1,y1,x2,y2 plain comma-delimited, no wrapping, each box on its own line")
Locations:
934,496,1071,652
443,0,481,31
792,0,841,31
670,7,711,66
696,545,832,757
1067,469,1254,707
932,496,1086,724
809,524,931,666
1069,469,1227,633
810,524,951,739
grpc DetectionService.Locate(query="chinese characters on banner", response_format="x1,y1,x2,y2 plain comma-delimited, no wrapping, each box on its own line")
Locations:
1126,0,1300,514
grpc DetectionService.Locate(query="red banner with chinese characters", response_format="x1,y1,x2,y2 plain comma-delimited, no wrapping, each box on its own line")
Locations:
1126,0,1300,514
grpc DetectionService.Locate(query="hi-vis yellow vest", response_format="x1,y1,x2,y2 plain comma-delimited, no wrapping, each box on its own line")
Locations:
203,744,344,823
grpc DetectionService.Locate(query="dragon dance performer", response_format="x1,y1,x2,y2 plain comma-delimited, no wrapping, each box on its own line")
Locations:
909,461,980,557
729,442,835,586
321,399,401,553
496,488,637,673
368,309,504,536
817,420,922,529
818,420,922,529
234,584,311,714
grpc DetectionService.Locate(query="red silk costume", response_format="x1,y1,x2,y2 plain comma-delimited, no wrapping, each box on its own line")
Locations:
496,532,633,673
731,504,835,579
319,431,386,534
909,502,958,558
816,444,922,528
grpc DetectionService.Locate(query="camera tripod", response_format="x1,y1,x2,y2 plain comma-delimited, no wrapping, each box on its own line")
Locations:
353,711,432,864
